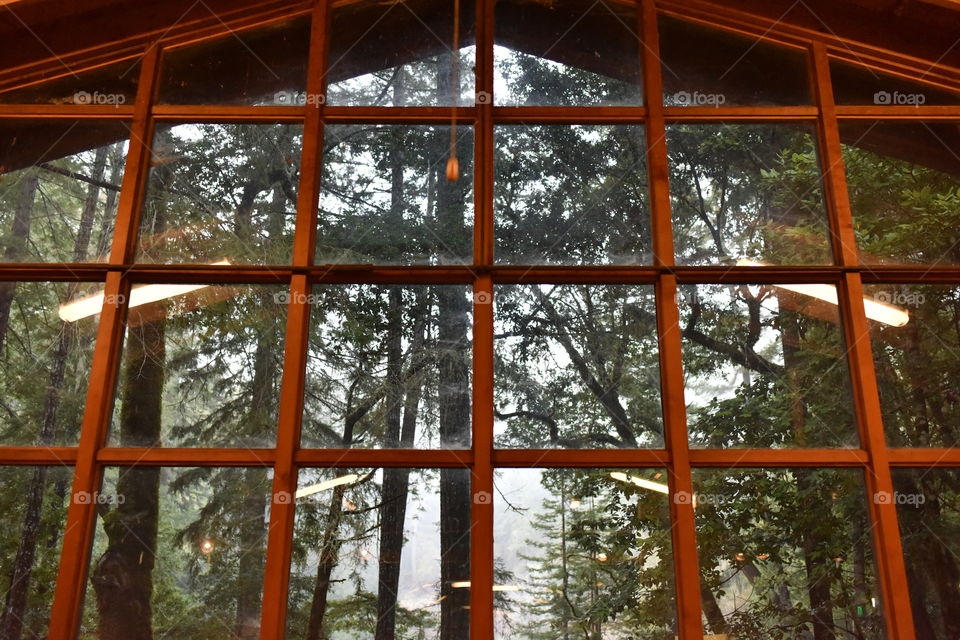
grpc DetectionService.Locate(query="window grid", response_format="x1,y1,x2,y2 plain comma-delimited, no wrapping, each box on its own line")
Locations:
0,1,955,639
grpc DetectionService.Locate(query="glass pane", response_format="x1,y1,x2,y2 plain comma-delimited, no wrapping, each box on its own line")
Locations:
301,285,472,449
679,283,858,448
317,125,473,265
328,0,476,106
891,468,960,640
138,123,303,265
157,17,310,105
0,58,140,104
494,0,642,106
495,285,663,448
0,119,129,263
108,284,287,448
494,468,675,638
0,281,101,446
286,467,471,639
841,121,960,265
831,60,960,106
0,465,72,639
668,123,831,266
80,466,272,638
495,125,651,265
865,284,960,447
660,15,811,106
693,468,885,639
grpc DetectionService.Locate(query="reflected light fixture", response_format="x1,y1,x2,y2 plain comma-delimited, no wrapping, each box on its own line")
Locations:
445,0,461,181
295,473,359,499
451,581,521,591
58,260,232,322
610,472,670,495
736,259,909,327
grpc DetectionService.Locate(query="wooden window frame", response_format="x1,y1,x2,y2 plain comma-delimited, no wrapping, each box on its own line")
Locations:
0,0,957,638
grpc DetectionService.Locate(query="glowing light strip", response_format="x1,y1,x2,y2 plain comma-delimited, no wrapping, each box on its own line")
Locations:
58,260,232,322
294,474,359,499
736,259,909,327
610,472,670,494
451,581,521,591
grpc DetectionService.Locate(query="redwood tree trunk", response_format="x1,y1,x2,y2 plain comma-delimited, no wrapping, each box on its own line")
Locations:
434,51,472,639
0,148,108,639
306,484,348,640
90,156,168,640
91,318,165,640
375,286,407,640
0,169,39,351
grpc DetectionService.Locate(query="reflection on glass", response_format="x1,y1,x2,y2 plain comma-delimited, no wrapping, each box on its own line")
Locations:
301,285,472,449
0,465,72,639
891,468,960,640
494,0,642,106
831,60,960,106
866,284,960,447
157,17,310,105
841,121,960,265
327,0,476,106
0,281,100,446
693,468,885,640
495,125,651,265
494,468,675,638
495,285,663,448
668,123,831,266
679,284,858,448
659,16,810,106
0,119,129,263
317,125,473,265
138,123,303,265
0,58,140,104
80,466,272,639
287,468,471,639
109,284,287,448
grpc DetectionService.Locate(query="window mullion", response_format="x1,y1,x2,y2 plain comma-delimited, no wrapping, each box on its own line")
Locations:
471,275,495,639
474,0,495,266
840,271,918,640
259,0,331,636
641,0,675,268
48,43,162,639
259,274,314,639
642,2,705,638
810,41,859,268
290,0,330,268
813,40,918,640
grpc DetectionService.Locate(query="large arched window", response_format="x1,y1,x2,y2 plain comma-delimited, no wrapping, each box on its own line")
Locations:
0,1,958,638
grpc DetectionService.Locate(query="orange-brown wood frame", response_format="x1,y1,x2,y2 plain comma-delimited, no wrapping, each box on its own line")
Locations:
0,0,958,638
